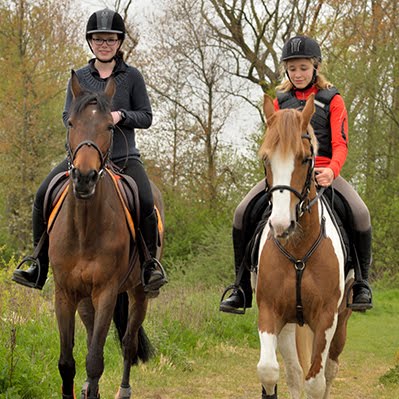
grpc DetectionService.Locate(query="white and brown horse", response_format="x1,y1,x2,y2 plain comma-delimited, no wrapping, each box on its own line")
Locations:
254,94,353,399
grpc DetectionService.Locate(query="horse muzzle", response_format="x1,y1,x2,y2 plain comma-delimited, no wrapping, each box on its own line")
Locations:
70,167,100,199
269,219,296,239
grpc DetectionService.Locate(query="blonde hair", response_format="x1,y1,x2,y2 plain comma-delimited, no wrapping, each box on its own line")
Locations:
276,57,333,92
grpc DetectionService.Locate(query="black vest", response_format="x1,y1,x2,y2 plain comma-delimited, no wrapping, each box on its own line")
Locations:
276,88,339,158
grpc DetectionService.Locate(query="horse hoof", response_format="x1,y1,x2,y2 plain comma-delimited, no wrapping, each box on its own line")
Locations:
262,385,277,399
81,382,100,399
115,385,132,399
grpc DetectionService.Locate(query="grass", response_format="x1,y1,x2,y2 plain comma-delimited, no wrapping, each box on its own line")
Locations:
1,254,398,398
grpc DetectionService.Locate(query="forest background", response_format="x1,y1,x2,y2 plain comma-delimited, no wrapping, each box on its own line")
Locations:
0,0,398,397
0,0,397,284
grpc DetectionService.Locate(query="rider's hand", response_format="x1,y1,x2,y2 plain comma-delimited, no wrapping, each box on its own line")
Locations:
111,111,122,125
314,167,334,187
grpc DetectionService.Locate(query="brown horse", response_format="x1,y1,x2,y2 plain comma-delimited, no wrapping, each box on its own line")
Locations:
48,71,163,399
254,94,353,399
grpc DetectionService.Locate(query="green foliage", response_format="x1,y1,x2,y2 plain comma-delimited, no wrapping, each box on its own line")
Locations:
0,0,88,254
380,365,399,386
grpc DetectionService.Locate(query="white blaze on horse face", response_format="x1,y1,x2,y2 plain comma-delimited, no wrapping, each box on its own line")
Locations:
268,150,296,235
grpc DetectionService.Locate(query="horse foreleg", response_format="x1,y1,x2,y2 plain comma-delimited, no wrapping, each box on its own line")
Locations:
55,286,77,398
277,324,306,399
84,290,118,398
257,306,281,397
323,306,352,399
115,289,149,399
305,313,338,399
78,298,95,349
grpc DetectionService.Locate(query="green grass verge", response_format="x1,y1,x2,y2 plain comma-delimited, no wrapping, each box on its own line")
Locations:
1,251,398,398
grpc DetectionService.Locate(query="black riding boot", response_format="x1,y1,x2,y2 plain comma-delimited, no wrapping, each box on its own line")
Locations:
12,203,49,290
350,228,373,311
219,227,253,314
140,210,167,296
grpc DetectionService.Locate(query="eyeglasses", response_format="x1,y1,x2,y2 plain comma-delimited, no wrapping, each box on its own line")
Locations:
91,38,119,46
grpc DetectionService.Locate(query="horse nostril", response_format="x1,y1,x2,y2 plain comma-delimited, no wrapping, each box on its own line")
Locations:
71,167,80,181
88,170,99,184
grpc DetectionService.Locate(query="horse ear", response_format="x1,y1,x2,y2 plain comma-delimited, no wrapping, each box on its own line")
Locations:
301,93,315,131
104,77,116,100
263,94,275,126
70,70,83,99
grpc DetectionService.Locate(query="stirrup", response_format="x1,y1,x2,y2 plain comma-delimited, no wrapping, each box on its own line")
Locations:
347,280,373,311
12,256,43,289
141,258,168,294
219,284,247,315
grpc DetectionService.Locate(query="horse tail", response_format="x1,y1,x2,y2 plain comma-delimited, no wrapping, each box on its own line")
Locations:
295,324,313,375
113,292,155,364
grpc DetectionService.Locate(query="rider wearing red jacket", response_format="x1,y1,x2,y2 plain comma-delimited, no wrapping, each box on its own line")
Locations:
220,35,372,314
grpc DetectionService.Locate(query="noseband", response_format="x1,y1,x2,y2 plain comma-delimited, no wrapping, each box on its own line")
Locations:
265,133,315,219
66,137,111,177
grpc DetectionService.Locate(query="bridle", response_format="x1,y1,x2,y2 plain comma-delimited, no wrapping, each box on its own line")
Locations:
65,102,114,178
265,133,318,219
265,132,327,326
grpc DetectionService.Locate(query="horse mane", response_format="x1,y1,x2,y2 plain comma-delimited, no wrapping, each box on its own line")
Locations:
71,90,112,117
258,108,317,160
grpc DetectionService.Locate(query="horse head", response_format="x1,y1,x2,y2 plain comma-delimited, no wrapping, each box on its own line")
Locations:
66,70,116,199
259,94,317,238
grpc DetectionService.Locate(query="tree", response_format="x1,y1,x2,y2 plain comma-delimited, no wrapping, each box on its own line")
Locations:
0,0,87,253
325,0,399,281
136,0,247,206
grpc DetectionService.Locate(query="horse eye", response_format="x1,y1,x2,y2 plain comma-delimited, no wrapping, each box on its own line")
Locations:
68,121,73,128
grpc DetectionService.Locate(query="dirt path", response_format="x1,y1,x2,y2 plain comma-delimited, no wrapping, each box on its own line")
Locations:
99,343,398,399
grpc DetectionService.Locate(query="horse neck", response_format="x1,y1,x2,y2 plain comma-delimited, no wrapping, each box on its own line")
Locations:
66,178,109,239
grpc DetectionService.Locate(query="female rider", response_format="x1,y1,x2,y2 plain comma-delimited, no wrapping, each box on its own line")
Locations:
12,9,167,296
220,35,372,314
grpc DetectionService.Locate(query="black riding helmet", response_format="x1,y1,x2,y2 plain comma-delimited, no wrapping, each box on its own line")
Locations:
281,36,322,90
281,36,322,63
86,9,126,60
86,8,126,39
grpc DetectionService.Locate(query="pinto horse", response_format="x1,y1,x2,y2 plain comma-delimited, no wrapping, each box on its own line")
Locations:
48,71,163,399
254,94,353,399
